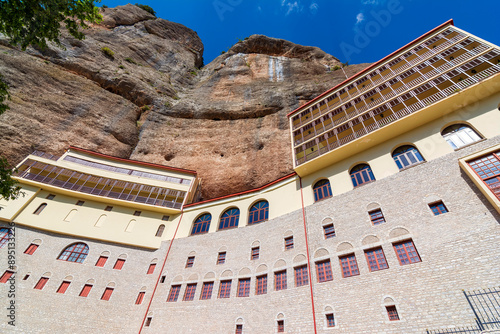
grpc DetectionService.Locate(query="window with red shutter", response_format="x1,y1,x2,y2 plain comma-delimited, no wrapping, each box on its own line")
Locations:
113,259,125,270
34,277,49,290
95,256,108,267
0,271,14,283
56,281,71,294
24,243,39,255
135,291,145,305
101,287,114,301
79,284,92,297
147,263,156,274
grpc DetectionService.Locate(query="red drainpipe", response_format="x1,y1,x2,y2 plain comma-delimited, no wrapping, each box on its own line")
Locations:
138,211,184,333
299,177,318,334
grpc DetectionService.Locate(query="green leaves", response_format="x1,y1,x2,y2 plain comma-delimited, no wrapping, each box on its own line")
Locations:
0,0,102,50
0,156,21,201
0,74,9,115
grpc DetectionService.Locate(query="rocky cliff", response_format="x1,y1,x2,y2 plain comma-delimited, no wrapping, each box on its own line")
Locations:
0,4,369,200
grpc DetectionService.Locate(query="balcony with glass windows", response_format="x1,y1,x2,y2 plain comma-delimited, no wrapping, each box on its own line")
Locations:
289,23,500,175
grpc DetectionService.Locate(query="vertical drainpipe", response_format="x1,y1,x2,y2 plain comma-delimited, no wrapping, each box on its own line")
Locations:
299,176,318,334
138,211,185,334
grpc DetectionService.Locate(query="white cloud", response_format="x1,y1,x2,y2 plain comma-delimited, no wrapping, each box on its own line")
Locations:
257,5,262,11
309,2,319,14
281,1,303,15
362,0,379,4
356,12,365,24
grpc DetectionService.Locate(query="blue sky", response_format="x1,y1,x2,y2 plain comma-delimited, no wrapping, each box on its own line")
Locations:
101,0,499,66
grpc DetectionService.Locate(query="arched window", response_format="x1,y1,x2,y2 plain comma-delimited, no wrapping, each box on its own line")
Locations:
219,208,240,230
33,203,47,215
191,213,211,235
442,124,481,149
313,179,332,202
155,224,165,237
350,164,375,188
248,201,269,225
392,145,424,170
0,228,13,248
57,243,89,263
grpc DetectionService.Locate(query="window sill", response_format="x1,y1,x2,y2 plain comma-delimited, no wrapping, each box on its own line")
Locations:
398,160,426,172
353,180,375,189
453,138,486,151
314,195,333,203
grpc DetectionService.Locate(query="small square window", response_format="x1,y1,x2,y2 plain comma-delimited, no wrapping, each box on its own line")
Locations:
386,305,400,321
369,209,386,225
183,283,197,301
339,254,359,278
323,224,335,239
326,313,335,327
284,236,294,250
104,206,113,211
113,259,126,270
76,200,85,206
294,265,309,287
186,256,195,268
133,210,142,216
251,247,259,260
316,260,333,283
218,280,231,298
256,275,267,295
275,270,287,291
235,324,243,334
101,287,114,301
160,276,166,284
147,263,156,274
393,240,421,265
95,256,108,267
23,274,30,281
46,194,55,200
136,291,145,305
237,278,251,297
56,281,71,294
24,243,39,255
429,201,448,215
167,285,181,302
365,247,389,272
34,277,49,290
277,320,285,332
200,282,214,300
217,252,226,265
79,284,92,297
162,215,170,221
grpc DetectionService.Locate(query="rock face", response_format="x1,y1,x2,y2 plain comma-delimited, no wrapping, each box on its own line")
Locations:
0,4,370,200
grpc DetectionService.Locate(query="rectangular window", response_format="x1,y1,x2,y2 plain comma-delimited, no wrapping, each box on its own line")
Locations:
167,285,181,302
218,280,232,298
101,287,114,301
251,246,259,260
316,260,333,283
104,206,113,211
23,274,30,281
133,210,142,216
275,270,287,291
147,263,156,275
235,324,243,334
365,248,389,271
277,320,285,332
294,265,309,287
76,200,85,206
394,240,421,265
136,291,145,305
237,278,251,297
33,203,47,215
56,281,71,294
160,275,166,284
162,215,170,221
46,194,55,200
369,209,386,225
95,256,108,267
113,259,125,270
24,243,39,255
145,317,152,327
256,275,267,295
217,252,226,265
186,256,195,268
323,224,335,239
339,254,360,278
200,282,214,300
34,277,49,290
386,305,400,321
0,270,14,283
79,284,92,297
183,283,197,301
326,313,335,327
429,201,448,215
285,236,294,250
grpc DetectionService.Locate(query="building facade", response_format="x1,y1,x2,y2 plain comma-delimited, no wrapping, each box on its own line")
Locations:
1,21,500,333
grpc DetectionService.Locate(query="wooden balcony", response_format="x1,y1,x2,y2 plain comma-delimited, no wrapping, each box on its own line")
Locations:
14,159,185,210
